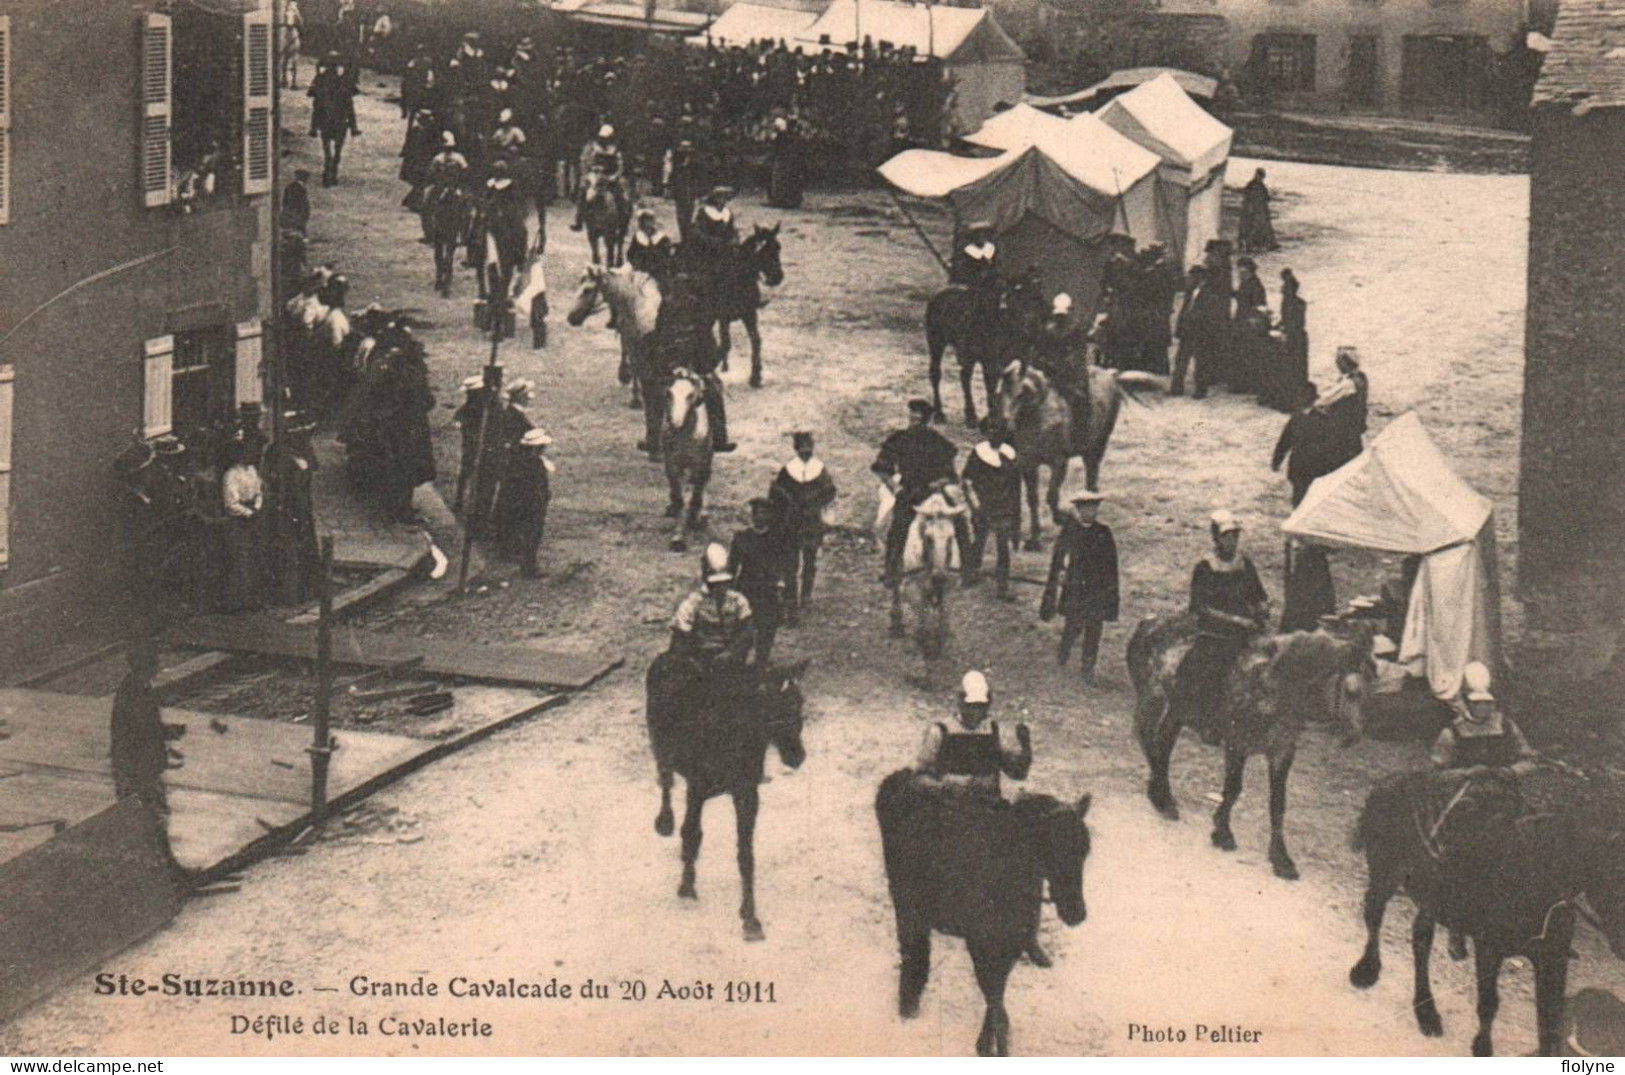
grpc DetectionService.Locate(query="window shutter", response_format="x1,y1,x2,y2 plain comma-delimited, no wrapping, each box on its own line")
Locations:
141,13,172,208
241,10,273,195
0,16,12,226
234,320,264,405
0,365,13,567
143,335,174,438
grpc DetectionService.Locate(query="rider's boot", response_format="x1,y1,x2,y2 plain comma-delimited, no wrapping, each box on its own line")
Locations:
709,381,737,453
570,199,584,232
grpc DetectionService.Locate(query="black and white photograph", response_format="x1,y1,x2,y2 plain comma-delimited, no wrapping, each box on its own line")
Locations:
0,0,1623,1058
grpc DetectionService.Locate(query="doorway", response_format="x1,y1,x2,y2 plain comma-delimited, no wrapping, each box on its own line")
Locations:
1346,35,1380,107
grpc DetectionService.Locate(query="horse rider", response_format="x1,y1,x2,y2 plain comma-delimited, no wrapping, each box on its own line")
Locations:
1035,293,1086,397
571,124,628,233
628,207,675,280
669,543,755,675
729,497,787,666
691,186,739,270
308,51,360,187
1178,510,1270,739
772,430,837,626
424,131,470,196
914,671,1050,967
1431,662,1537,773
481,159,530,291
652,265,736,454
872,399,963,587
949,221,997,287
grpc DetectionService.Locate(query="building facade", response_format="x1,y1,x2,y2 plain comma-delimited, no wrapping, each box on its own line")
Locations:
1145,0,1537,113
1519,0,1625,672
0,0,274,656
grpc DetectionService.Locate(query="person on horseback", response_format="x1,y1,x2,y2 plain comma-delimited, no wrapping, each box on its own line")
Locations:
1431,662,1537,773
949,222,997,287
670,543,755,672
691,186,739,266
571,124,628,233
1178,510,1270,740
914,670,1050,968
653,264,735,454
627,206,675,280
424,131,469,200
873,399,961,587
1035,293,1086,397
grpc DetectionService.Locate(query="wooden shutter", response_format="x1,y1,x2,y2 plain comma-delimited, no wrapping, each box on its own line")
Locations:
234,320,263,405
141,13,172,208
241,10,272,195
143,335,174,438
0,365,13,567
0,16,12,225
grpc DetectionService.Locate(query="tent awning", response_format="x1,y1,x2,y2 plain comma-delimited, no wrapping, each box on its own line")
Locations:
797,0,1023,62
1282,412,1493,554
1026,67,1218,109
689,3,819,46
961,109,1162,197
565,2,712,32
1095,73,1232,181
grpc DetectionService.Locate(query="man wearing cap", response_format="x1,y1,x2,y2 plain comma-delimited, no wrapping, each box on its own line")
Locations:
670,543,755,671
1179,510,1270,735
773,431,838,624
452,374,489,514
1035,293,1085,394
264,412,322,606
627,207,674,280
729,498,788,665
960,419,1021,598
1041,490,1119,685
873,399,961,587
308,52,360,188
572,124,627,233
916,671,1050,966
506,427,555,579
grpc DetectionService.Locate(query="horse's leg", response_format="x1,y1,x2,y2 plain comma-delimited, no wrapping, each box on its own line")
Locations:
959,360,979,428
897,923,931,1018
1468,937,1502,1055
688,466,709,531
1266,746,1299,880
1022,467,1042,552
1348,857,1399,988
1084,450,1103,493
744,310,763,388
734,786,764,941
1413,912,1445,1038
666,459,685,519
1138,693,1181,820
889,580,905,638
969,940,1017,1057
717,318,733,374
1210,745,1245,852
677,781,704,899
654,767,675,837
927,330,947,423
1046,457,1069,526
1532,914,1574,1056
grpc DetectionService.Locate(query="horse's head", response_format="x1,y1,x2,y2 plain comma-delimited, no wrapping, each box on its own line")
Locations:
1270,620,1377,740
1002,273,1048,337
911,494,963,582
756,658,810,769
998,361,1044,430
1017,792,1092,926
566,266,607,326
748,223,784,287
667,368,705,429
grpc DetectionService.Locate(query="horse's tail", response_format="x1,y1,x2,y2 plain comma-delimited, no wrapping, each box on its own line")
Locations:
1125,615,1161,695
925,303,948,369
1114,371,1163,409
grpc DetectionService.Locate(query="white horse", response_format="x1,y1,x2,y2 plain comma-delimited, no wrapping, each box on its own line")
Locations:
888,486,966,660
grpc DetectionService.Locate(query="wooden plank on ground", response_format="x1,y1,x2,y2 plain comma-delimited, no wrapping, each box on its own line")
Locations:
5,641,126,689
285,567,413,625
170,615,621,690
152,651,238,696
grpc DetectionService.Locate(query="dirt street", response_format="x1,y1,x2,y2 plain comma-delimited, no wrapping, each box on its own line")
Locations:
4,78,1620,1057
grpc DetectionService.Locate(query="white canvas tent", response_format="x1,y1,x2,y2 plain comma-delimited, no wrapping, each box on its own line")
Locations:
797,0,1025,129
1095,73,1232,271
688,3,819,48
1282,413,1503,702
1026,67,1218,110
879,117,1162,312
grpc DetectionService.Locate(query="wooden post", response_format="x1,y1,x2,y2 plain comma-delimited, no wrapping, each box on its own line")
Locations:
457,333,504,593
309,535,335,822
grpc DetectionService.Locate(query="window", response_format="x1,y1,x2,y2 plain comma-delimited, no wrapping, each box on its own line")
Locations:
0,365,13,567
170,326,235,447
1252,33,1317,93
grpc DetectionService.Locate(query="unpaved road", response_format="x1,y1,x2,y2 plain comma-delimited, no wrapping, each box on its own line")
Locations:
4,78,1619,1057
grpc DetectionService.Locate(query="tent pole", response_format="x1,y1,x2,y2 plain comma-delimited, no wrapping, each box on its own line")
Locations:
889,191,952,278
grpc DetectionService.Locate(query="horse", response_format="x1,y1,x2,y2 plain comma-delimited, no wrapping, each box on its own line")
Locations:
924,273,1047,428
1126,614,1374,880
423,184,473,297
888,488,963,660
876,770,1092,1056
996,358,1159,550
645,656,810,942
475,200,533,313
582,177,629,267
713,224,784,388
1348,765,1625,1055
566,265,662,419
662,369,713,551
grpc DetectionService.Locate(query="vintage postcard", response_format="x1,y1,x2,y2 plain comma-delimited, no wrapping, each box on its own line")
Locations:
0,0,1622,1059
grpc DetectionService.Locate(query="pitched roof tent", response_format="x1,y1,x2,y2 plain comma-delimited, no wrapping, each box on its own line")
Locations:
1532,0,1625,112
962,102,1073,152
1027,67,1218,109
797,0,1024,62
689,3,819,46
1095,73,1233,180
961,108,1162,198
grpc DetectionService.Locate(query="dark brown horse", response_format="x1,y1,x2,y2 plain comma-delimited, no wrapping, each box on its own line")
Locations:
713,224,784,388
876,770,1091,1056
924,274,1047,428
646,656,810,942
582,178,629,267
423,184,472,297
1349,765,1625,1056
1126,614,1373,879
